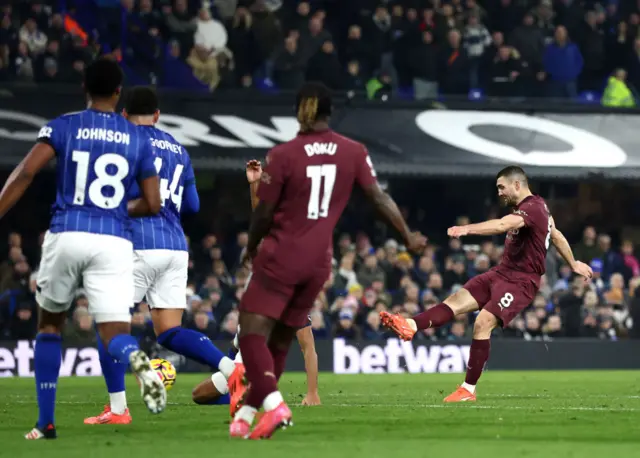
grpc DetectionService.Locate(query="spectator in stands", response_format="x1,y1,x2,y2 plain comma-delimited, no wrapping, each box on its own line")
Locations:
409,31,438,100
574,226,602,263
306,39,342,89
19,17,47,55
607,21,632,75
344,24,373,78
298,14,331,64
46,13,67,43
543,25,583,98
273,34,304,89
194,7,229,58
344,60,365,92
439,29,470,95
64,306,97,343
489,45,522,97
509,12,545,72
166,0,197,56
228,7,256,84
40,57,59,83
602,68,636,107
435,3,462,43
333,308,361,339
578,10,606,92
366,69,392,100
463,13,492,88
214,0,239,22
11,41,33,81
187,44,220,90
249,0,282,75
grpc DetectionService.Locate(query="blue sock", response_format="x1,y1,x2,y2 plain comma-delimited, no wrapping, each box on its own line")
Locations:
35,333,62,428
210,394,230,405
97,331,127,393
157,327,226,369
107,334,140,366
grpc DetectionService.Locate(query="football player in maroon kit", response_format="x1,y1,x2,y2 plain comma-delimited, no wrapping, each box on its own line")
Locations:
228,82,426,439
381,166,592,402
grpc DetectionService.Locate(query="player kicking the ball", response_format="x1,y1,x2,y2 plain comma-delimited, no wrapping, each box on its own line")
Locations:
381,166,593,402
0,59,167,439
84,87,237,425
228,82,426,440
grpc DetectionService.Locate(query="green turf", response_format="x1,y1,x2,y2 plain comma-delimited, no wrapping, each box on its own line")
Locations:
2,371,640,457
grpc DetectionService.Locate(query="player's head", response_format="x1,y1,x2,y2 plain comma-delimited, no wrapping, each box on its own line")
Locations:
496,165,529,206
83,57,124,107
122,86,160,125
296,81,332,132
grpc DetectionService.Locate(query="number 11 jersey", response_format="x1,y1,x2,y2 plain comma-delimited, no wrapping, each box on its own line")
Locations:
37,109,157,239
255,128,378,285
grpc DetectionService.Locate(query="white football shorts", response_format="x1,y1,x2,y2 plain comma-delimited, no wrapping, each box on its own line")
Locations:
36,231,133,323
133,249,188,309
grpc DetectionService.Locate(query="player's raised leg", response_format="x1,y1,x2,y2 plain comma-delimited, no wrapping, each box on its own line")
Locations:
84,334,131,424
380,286,483,340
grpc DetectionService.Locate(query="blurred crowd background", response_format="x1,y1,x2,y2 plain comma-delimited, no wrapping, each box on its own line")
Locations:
3,0,640,104
3,183,640,343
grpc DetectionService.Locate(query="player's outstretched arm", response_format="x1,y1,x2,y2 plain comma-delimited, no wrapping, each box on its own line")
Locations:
128,176,161,217
246,159,262,210
549,216,593,279
0,143,55,219
449,214,525,238
246,199,275,257
361,183,425,252
296,326,320,406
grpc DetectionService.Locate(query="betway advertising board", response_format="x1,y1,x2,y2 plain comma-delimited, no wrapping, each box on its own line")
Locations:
0,339,638,377
1,90,639,177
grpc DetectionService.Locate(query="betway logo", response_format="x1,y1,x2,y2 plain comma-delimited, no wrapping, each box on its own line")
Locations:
0,341,102,377
333,339,470,374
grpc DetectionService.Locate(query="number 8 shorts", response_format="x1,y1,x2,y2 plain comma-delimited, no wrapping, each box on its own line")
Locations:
463,269,538,327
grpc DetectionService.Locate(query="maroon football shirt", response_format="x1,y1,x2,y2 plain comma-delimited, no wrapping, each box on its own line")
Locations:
255,129,378,284
498,195,551,282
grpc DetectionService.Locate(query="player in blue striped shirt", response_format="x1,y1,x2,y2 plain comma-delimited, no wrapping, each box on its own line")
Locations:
0,58,168,440
85,87,236,425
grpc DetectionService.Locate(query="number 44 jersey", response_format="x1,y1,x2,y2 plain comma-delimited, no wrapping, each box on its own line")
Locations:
37,110,157,239
254,129,378,285
127,125,196,252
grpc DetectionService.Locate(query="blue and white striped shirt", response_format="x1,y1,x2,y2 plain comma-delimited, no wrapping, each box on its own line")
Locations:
127,125,197,251
37,109,157,240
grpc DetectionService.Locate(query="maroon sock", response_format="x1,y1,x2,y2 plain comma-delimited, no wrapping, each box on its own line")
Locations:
413,303,455,330
269,345,289,381
464,339,491,385
239,334,278,409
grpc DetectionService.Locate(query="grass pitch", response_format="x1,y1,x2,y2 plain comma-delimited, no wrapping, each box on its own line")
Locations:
1,371,639,458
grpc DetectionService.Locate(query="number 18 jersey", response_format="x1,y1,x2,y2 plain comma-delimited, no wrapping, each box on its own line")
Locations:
127,125,195,252
36,109,157,239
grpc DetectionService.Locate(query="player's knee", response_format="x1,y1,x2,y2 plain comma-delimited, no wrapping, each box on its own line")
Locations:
473,311,497,338
445,288,479,315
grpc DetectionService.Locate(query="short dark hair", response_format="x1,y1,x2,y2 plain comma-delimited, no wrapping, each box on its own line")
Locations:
296,81,332,131
83,58,123,98
125,86,159,115
496,165,528,186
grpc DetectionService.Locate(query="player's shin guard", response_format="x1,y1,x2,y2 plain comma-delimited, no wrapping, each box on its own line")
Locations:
157,327,235,377
464,339,491,386
413,303,455,330
34,333,62,429
97,331,127,414
239,334,278,409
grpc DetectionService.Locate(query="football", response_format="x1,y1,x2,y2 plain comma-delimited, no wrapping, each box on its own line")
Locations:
150,358,177,391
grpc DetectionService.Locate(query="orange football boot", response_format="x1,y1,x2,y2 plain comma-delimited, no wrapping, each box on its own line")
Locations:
379,311,417,341
228,363,248,418
248,402,292,440
443,386,476,403
84,405,133,424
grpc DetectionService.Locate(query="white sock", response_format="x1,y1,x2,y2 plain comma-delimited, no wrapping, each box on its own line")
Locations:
262,391,284,411
218,356,236,378
211,372,229,395
234,351,243,364
407,318,418,332
461,382,476,394
235,405,257,425
109,391,127,415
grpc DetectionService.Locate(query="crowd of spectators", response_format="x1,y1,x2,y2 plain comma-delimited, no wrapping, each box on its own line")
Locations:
1,220,640,343
3,0,640,101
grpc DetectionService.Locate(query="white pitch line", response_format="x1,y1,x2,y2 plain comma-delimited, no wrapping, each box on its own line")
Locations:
333,403,640,413
326,393,640,400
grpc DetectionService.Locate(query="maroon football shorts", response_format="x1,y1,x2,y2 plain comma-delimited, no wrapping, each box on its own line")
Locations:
239,266,328,328
463,269,537,326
